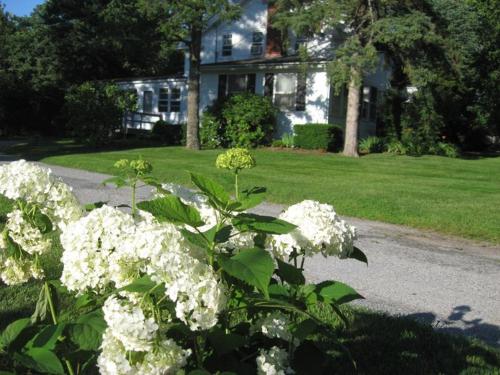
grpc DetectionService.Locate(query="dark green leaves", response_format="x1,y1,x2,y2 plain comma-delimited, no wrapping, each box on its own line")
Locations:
123,275,162,294
16,348,65,374
137,196,204,227
207,328,246,356
190,172,230,208
276,259,305,285
219,248,275,298
0,318,31,350
232,213,296,235
27,324,65,351
317,281,364,305
229,187,267,211
346,246,368,264
69,311,107,351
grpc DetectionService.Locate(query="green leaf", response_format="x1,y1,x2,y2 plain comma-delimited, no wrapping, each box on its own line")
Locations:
268,284,291,298
233,187,267,211
190,172,230,208
137,196,204,227
31,208,53,234
69,311,107,351
207,328,246,356
181,229,209,248
27,324,65,351
291,319,318,341
0,318,31,350
123,275,164,295
31,286,49,324
84,201,107,212
188,370,211,375
218,248,274,298
102,176,128,188
347,246,368,264
232,213,296,235
317,281,364,305
22,347,65,374
75,293,95,310
276,259,305,285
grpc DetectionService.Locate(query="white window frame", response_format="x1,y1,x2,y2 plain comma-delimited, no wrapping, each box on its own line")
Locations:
273,73,297,112
251,31,264,56
158,88,169,112
170,87,181,113
222,34,232,56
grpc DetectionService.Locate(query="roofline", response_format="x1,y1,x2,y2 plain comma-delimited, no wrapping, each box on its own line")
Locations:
200,59,328,73
111,75,187,84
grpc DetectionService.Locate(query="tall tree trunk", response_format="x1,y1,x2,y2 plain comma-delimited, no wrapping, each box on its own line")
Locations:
186,27,202,150
343,67,361,157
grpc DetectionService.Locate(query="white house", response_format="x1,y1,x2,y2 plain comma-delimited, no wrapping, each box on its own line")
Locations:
118,0,390,138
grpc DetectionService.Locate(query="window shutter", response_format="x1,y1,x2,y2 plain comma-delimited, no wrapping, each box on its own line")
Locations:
264,73,274,97
218,74,227,99
295,73,306,111
246,74,256,93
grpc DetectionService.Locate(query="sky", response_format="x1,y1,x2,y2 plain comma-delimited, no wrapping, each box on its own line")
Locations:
3,0,45,16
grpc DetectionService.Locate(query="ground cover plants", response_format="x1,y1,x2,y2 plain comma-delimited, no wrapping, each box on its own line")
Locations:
0,150,369,374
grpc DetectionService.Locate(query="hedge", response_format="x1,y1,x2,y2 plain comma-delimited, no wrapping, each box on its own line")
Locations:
293,124,343,151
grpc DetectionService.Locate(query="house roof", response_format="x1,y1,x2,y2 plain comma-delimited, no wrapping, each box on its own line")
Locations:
109,74,186,84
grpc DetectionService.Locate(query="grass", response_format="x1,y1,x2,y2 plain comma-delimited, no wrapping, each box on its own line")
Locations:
1,187,500,373
6,138,500,243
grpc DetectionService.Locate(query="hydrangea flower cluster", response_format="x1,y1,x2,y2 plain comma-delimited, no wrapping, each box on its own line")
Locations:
102,296,158,352
215,148,256,171
271,200,357,259
0,160,83,229
6,209,52,256
0,256,43,285
97,330,190,375
256,346,292,375
251,312,294,342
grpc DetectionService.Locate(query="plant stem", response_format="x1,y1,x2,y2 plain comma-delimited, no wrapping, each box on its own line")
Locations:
44,282,58,324
234,170,239,201
131,180,137,217
65,360,75,375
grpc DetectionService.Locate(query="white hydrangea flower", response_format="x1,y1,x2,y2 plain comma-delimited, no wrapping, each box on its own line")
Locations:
0,257,43,285
0,160,83,229
60,205,135,293
256,346,292,375
135,339,191,375
98,329,190,375
251,312,293,342
6,209,51,255
148,248,227,331
271,200,356,259
102,296,158,352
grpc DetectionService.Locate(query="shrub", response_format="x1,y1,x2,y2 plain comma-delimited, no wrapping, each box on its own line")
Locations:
359,136,386,154
222,93,276,148
293,124,343,151
200,112,224,149
152,120,184,145
0,156,366,374
281,132,294,148
386,140,408,155
433,142,459,158
64,82,137,146
272,139,284,147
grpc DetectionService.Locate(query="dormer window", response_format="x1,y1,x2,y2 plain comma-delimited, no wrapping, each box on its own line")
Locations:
222,34,232,56
251,32,264,56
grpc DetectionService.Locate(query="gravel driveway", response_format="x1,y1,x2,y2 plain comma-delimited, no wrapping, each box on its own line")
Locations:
1,157,499,346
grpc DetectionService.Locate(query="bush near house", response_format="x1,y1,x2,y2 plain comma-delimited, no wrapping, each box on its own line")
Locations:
200,94,277,149
359,136,387,154
152,120,186,145
293,124,344,151
64,82,137,146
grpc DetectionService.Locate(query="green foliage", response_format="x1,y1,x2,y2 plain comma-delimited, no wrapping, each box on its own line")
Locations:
64,82,137,146
200,94,277,148
281,133,295,148
222,94,277,148
359,136,386,154
293,124,343,151
151,120,185,145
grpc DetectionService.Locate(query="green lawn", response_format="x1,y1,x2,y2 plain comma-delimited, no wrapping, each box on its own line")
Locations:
7,139,500,243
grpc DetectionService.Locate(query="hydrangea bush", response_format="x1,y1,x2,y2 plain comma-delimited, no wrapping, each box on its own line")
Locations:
0,150,367,374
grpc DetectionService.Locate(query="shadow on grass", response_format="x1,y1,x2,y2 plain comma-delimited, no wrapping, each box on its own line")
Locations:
332,307,500,374
0,136,175,161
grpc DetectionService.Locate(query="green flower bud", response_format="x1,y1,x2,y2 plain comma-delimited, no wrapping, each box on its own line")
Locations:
130,159,153,174
216,148,256,171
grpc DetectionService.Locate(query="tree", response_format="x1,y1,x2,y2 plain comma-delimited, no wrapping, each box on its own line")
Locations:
139,0,240,150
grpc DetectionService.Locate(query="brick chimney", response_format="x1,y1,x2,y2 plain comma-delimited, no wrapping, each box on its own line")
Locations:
265,1,282,58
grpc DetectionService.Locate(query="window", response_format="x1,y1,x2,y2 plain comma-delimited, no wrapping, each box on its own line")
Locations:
274,73,297,111
218,74,256,98
361,86,378,121
251,31,264,56
264,73,274,97
295,73,306,111
170,88,181,112
222,34,232,56
142,91,153,113
158,88,169,112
